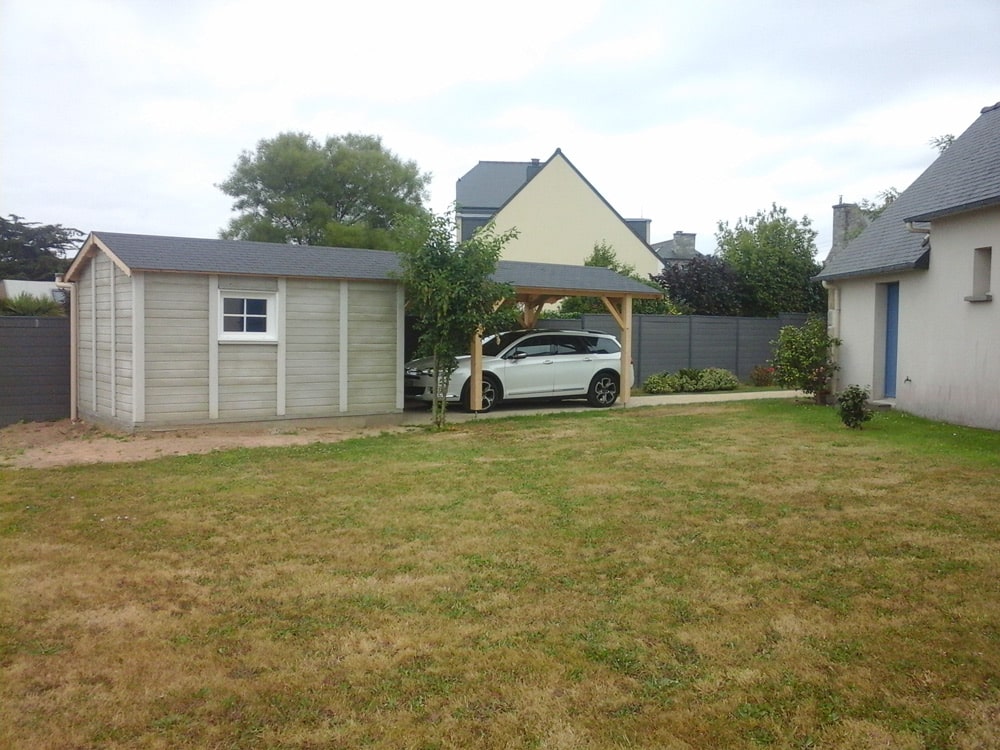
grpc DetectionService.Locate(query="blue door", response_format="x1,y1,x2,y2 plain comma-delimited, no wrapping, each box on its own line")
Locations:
884,283,899,398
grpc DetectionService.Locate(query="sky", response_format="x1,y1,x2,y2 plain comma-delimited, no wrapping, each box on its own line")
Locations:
2,0,998,262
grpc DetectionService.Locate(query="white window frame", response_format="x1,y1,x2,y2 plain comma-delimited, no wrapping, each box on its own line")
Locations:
218,291,278,342
965,246,993,303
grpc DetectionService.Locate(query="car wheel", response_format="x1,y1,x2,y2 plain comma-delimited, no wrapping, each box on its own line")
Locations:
587,371,619,407
462,375,502,413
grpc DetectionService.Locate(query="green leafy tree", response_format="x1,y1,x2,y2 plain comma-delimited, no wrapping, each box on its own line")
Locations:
218,132,430,248
651,254,745,315
858,188,899,221
559,241,676,315
770,316,840,404
397,213,516,428
1,291,65,316
1,215,80,280
717,204,825,316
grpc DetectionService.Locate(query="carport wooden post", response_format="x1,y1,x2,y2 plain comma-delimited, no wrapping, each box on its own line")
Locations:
469,329,483,412
600,294,633,405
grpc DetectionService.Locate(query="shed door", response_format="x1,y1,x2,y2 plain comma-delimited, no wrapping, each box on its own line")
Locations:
884,282,899,398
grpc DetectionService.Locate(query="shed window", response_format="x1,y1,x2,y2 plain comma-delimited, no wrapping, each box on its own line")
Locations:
219,292,278,341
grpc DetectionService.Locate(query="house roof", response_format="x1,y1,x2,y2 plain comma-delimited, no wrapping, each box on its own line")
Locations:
456,160,541,212
66,231,662,299
817,102,1000,282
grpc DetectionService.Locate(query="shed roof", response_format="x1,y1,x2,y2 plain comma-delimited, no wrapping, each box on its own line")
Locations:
66,231,662,299
817,102,1000,282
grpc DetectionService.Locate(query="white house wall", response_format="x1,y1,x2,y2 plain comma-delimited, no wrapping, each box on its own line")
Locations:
833,207,999,430
491,154,659,276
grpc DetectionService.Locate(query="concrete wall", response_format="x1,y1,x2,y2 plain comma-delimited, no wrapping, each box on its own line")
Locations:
0,317,69,426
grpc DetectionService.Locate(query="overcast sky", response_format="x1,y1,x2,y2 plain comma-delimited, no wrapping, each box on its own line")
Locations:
2,0,997,261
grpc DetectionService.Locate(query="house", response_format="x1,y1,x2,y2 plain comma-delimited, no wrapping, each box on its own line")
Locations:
0,279,67,305
456,149,664,276
816,102,1000,430
62,232,660,430
651,231,699,267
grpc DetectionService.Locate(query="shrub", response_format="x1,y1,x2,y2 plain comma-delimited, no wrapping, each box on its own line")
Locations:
643,368,739,394
770,317,840,403
837,384,874,429
642,373,674,394
0,292,65,316
697,368,740,391
749,365,775,387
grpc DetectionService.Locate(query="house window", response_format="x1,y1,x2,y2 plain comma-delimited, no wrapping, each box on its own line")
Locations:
965,247,993,302
219,292,278,341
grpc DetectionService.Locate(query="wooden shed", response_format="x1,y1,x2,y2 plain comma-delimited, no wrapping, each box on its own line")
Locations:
64,232,660,430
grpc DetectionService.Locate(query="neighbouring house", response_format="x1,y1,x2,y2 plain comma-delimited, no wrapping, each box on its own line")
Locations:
0,279,67,304
62,232,659,430
816,101,1000,430
456,149,664,276
651,231,699,267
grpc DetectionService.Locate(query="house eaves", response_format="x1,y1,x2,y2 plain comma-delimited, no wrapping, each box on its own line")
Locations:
817,101,1000,283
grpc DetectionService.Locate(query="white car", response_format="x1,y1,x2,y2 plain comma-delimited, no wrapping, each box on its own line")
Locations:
404,329,628,412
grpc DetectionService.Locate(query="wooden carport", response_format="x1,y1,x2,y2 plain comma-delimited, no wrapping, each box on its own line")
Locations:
467,260,664,411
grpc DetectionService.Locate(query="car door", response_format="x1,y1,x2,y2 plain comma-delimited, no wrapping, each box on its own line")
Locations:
550,335,598,395
500,335,556,397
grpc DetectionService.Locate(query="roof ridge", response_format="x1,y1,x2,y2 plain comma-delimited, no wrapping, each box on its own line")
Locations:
982,101,1000,114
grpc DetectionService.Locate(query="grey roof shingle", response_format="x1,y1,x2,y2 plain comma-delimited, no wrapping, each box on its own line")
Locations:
76,232,661,298
456,160,537,210
817,102,1000,282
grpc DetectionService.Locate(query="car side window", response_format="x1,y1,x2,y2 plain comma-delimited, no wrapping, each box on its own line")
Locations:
553,336,588,355
584,336,620,354
510,336,554,358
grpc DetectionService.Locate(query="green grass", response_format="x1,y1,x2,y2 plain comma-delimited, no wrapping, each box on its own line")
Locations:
2,400,999,748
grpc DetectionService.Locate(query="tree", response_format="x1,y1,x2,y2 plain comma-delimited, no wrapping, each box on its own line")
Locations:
650,254,745,316
716,204,825,317
559,241,676,316
770,316,840,404
397,212,516,428
218,132,430,248
858,187,899,221
1,215,80,280
929,134,955,154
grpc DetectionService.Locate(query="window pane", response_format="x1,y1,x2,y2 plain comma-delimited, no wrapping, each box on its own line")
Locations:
245,317,267,333
223,298,244,315
245,298,267,316
223,317,244,332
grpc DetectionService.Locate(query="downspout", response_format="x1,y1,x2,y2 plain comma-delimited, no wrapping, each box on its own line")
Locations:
55,275,78,421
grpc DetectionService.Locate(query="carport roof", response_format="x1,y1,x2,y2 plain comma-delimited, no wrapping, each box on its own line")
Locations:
67,231,662,299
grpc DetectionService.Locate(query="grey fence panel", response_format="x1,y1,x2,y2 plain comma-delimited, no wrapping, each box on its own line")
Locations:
0,317,71,426
540,313,812,384
691,317,739,374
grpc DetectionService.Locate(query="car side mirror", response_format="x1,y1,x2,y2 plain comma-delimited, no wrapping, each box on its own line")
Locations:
508,351,528,361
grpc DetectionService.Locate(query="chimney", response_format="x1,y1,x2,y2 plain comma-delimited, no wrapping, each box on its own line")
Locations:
526,158,542,181
673,231,696,258
831,202,869,254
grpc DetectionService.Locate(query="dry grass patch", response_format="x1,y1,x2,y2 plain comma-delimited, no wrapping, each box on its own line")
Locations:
2,401,999,748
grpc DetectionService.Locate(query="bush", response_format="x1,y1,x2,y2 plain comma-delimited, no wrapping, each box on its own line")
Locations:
643,367,739,394
0,292,65,316
837,384,874,429
749,365,775,387
771,317,840,403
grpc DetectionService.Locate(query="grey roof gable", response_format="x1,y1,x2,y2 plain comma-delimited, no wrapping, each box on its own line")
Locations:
71,232,661,298
456,160,540,211
817,102,1000,282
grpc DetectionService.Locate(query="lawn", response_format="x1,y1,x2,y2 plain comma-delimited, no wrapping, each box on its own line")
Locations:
2,400,998,749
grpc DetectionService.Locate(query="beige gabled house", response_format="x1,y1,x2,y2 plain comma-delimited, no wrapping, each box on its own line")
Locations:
456,149,663,277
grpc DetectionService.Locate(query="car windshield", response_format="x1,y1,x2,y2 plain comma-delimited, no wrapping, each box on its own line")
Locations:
481,331,532,357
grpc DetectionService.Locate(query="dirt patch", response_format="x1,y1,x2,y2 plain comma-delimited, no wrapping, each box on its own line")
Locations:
0,419,411,470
